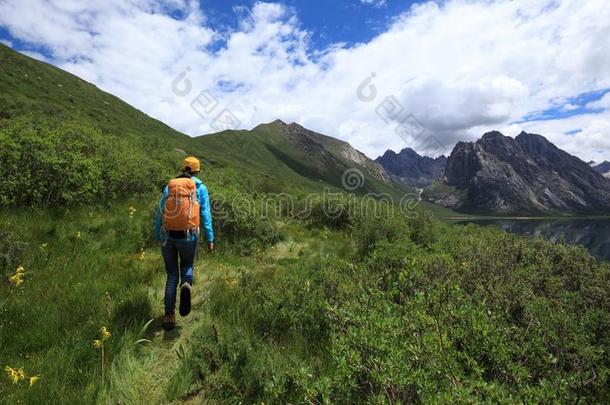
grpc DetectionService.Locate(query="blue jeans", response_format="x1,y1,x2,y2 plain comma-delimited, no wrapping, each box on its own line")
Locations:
162,238,198,314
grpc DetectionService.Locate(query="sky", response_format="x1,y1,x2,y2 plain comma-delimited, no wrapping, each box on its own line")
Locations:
1,0,610,162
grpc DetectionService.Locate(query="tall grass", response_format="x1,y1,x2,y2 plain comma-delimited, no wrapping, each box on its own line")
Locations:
0,200,159,403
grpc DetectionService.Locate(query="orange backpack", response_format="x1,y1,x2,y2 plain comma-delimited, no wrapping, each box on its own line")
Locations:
162,178,200,231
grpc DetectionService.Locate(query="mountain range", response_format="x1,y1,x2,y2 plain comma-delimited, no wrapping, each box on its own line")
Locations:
592,161,610,178
375,148,446,187
420,131,610,215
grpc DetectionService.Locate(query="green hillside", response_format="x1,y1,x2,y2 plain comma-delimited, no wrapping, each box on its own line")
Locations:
195,120,405,196
0,44,188,146
1,44,610,404
0,43,423,207
0,43,455,215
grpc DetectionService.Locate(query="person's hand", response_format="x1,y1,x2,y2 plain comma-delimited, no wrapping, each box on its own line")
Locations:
207,242,215,251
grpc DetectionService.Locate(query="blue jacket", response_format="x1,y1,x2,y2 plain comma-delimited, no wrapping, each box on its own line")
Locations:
155,176,214,243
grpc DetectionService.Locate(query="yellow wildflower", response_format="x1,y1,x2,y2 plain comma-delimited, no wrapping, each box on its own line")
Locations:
138,249,146,261
9,267,24,286
76,231,82,239
29,374,41,387
100,326,111,341
5,366,25,384
93,339,102,349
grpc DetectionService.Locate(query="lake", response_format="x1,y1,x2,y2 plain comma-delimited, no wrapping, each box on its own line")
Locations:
453,218,610,262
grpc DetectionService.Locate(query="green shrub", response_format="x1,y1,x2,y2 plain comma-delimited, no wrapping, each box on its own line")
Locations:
211,191,282,251
406,210,437,248
304,195,355,230
0,115,170,207
175,213,610,403
353,214,411,258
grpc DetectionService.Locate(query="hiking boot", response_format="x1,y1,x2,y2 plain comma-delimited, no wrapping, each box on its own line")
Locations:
179,282,192,317
162,313,176,331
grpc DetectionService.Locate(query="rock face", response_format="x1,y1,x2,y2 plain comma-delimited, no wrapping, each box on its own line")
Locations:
376,148,447,187
439,131,610,214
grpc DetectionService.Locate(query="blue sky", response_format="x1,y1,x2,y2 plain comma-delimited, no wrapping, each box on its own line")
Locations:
520,89,610,123
1,0,609,161
198,0,422,49
0,0,420,59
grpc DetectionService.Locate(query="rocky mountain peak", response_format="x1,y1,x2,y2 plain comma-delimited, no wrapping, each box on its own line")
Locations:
593,161,610,177
436,131,610,214
376,146,447,187
271,118,288,126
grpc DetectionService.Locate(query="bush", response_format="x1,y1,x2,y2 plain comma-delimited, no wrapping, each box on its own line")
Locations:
304,195,355,230
211,191,282,251
353,214,411,258
0,115,170,207
175,213,610,403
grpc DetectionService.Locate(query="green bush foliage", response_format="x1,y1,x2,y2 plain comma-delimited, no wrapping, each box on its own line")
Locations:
175,214,610,403
304,195,355,230
0,116,170,207
210,191,283,251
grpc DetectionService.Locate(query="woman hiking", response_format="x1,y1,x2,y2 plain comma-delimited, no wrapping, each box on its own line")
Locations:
155,156,214,331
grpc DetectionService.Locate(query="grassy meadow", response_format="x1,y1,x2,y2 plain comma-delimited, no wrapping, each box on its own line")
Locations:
2,186,610,403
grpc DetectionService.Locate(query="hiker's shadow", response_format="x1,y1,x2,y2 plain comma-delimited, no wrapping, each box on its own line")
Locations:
145,317,183,342
163,325,183,341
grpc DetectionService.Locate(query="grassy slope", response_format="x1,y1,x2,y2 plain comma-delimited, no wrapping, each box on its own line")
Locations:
0,201,158,402
3,198,610,403
196,122,405,197
0,44,188,148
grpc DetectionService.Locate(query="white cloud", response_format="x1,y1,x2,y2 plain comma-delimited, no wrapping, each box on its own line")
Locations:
561,103,580,112
360,0,388,8
0,39,12,47
20,50,48,62
0,0,609,161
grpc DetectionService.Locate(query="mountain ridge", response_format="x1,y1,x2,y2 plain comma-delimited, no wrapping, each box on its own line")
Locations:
428,130,610,215
194,119,404,198
376,147,447,187
592,160,610,178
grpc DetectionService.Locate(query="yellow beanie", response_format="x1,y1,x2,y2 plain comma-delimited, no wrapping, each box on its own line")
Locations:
181,156,201,172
